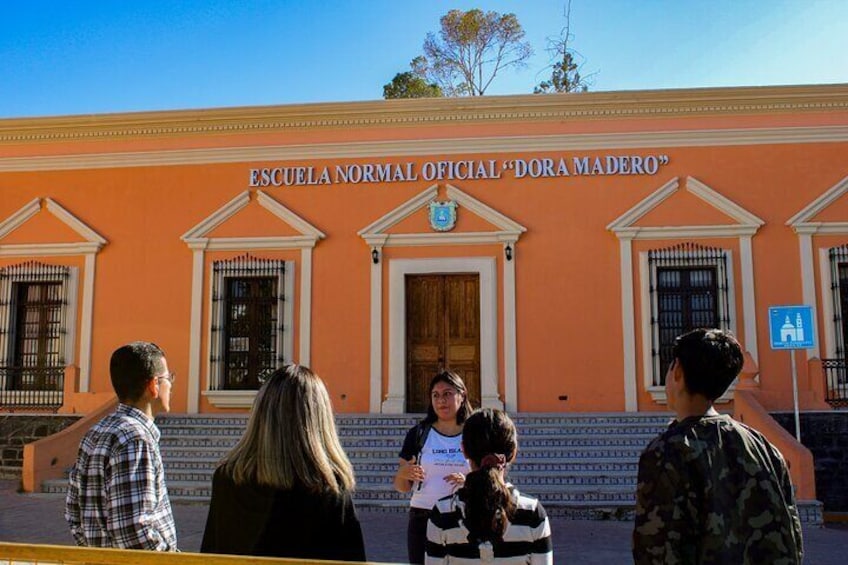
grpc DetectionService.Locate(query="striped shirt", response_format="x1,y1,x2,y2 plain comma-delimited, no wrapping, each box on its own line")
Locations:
65,404,177,551
425,485,553,564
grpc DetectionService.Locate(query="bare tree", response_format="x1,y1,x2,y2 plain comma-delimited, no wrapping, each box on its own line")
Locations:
418,9,533,96
535,1,594,94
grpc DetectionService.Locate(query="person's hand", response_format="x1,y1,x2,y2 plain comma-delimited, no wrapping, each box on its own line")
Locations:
398,456,425,483
444,472,465,490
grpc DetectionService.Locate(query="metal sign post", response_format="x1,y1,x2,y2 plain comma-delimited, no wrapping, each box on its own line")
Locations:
789,349,800,441
768,305,816,443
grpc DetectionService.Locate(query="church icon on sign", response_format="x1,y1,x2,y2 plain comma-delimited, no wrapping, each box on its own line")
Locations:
780,313,805,343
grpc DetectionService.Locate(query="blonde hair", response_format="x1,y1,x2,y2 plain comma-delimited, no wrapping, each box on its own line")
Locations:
220,364,355,493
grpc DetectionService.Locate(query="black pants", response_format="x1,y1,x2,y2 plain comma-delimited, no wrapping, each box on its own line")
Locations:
407,507,431,564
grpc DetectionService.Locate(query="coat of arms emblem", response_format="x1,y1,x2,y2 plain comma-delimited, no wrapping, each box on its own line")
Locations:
428,200,457,232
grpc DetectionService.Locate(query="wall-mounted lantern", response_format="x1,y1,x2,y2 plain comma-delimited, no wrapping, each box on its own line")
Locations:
371,248,380,264
505,244,513,262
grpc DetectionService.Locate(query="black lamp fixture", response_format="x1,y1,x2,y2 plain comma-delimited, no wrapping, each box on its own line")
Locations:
505,244,513,262
371,248,380,264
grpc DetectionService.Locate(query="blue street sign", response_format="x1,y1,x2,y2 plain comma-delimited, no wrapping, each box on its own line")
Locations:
768,305,816,350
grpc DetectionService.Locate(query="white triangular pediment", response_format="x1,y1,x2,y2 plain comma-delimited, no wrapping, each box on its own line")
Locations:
0,197,107,253
606,176,764,239
358,183,526,247
181,190,324,250
786,174,848,234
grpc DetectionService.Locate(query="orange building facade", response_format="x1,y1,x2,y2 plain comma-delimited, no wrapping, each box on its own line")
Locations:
1,84,847,416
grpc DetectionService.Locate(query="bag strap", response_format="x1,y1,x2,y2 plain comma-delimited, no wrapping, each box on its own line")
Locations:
415,421,432,459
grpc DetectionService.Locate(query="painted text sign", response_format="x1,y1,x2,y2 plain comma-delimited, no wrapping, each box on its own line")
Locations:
248,154,671,187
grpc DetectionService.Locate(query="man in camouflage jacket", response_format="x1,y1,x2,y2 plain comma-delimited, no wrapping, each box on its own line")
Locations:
633,329,803,564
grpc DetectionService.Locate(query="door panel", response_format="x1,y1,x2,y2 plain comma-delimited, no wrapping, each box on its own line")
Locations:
406,274,481,412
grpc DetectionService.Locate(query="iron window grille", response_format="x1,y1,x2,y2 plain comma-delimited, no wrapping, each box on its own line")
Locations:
0,261,72,408
648,243,731,386
209,254,289,391
828,244,848,360
824,245,848,405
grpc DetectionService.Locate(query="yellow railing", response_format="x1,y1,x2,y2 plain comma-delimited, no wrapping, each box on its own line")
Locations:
0,542,400,565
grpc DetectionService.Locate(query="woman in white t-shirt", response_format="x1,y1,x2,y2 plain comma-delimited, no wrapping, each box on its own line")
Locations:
394,371,473,564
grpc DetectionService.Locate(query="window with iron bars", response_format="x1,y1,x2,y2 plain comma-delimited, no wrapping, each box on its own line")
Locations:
824,244,848,404
648,243,732,386
209,255,292,391
0,261,73,406
828,244,848,360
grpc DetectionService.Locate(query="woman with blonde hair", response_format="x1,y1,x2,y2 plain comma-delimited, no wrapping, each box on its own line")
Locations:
201,364,365,561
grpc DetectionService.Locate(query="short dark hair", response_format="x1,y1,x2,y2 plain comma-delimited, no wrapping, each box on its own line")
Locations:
672,328,744,401
110,342,166,402
424,370,473,424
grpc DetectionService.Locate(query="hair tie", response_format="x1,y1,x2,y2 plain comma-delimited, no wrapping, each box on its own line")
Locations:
480,453,506,470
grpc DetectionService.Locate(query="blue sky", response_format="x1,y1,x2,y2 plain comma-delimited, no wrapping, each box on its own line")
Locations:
1,0,847,118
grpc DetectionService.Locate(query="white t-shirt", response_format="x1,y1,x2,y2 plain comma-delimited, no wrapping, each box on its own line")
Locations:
410,428,470,510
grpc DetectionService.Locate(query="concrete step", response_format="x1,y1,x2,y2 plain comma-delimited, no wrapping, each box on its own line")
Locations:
160,467,638,488
0,465,22,480
47,413,678,520
158,435,654,450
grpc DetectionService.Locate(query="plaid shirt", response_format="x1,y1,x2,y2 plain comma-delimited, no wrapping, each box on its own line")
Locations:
65,404,177,551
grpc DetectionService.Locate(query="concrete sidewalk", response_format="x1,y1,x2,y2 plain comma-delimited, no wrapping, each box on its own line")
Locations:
1,480,845,564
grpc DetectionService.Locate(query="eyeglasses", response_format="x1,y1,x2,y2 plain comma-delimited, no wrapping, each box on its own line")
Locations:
431,389,458,401
156,372,176,384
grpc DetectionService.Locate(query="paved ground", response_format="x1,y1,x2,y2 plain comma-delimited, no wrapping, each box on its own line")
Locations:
1,480,846,564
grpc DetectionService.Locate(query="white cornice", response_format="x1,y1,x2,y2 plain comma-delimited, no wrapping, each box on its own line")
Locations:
181,191,323,250
446,185,527,234
200,236,319,251
358,183,526,247
786,174,848,227
615,225,761,239
608,177,763,239
1,84,847,144
0,242,103,256
357,185,439,236
372,232,524,247
44,198,108,244
791,222,848,235
0,198,40,239
686,176,765,226
607,177,679,231
0,197,107,250
1,126,848,172
255,190,325,239
181,191,251,241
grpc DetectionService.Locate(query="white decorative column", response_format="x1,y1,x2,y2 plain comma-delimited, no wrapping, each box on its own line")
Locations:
299,246,314,366
796,228,819,359
369,247,383,413
739,235,759,363
502,241,518,412
618,233,638,412
187,245,205,413
79,253,97,392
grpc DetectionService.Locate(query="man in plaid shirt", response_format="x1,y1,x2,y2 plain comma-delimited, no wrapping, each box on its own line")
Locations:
65,341,178,551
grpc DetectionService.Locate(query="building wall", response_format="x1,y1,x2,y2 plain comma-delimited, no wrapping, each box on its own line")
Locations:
1,85,848,414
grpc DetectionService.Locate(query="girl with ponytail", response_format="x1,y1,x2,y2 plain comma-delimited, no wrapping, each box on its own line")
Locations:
425,409,553,564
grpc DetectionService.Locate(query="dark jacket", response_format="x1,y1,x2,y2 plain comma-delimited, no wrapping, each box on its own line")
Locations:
201,466,366,561
633,413,803,564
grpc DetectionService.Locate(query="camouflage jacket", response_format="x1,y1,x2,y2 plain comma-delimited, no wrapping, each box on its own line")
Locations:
632,413,803,564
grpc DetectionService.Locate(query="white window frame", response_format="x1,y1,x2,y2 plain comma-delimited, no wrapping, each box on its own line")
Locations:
639,248,737,403
182,190,325,412
204,259,294,408
0,262,79,392
607,177,764,410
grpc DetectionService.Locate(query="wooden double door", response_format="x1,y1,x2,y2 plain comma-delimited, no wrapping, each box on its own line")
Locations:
405,274,481,413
